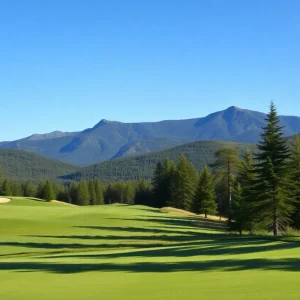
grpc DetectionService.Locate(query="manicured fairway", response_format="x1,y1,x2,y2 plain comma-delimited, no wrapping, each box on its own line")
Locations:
1,197,300,300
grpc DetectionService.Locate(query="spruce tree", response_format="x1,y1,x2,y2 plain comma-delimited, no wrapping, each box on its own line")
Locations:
36,181,46,199
42,180,56,201
232,150,256,234
174,154,197,211
77,180,90,206
69,182,78,204
289,135,300,229
23,181,36,197
124,183,135,204
152,162,165,207
1,179,12,196
163,159,178,208
56,186,71,203
193,166,217,218
155,158,178,208
254,102,293,235
94,180,104,205
135,180,153,206
88,180,97,205
11,181,23,196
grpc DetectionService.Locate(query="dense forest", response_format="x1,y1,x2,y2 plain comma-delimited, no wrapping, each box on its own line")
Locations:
0,140,254,183
0,149,77,184
63,140,255,182
1,103,300,236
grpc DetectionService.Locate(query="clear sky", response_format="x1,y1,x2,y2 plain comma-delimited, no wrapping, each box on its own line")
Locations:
1,0,300,141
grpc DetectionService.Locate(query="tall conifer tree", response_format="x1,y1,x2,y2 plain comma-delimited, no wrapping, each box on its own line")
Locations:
77,180,90,206
174,154,197,211
152,162,164,207
94,180,104,205
88,180,97,205
254,102,293,235
232,150,256,234
193,166,217,217
1,179,12,196
42,180,56,201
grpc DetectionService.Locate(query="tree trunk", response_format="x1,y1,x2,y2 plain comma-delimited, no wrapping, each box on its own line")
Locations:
205,213,207,218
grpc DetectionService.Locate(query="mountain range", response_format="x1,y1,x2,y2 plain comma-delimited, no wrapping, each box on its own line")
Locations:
1,106,300,165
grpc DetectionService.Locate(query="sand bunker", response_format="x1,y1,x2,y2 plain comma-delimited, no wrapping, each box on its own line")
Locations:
0,198,11,204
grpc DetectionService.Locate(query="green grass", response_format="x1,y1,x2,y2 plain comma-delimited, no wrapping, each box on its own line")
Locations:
1,198,300,299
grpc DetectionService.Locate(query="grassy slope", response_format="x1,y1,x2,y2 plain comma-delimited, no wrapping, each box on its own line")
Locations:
1,198,300,300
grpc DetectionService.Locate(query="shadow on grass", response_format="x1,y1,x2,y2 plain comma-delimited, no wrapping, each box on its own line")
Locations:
3,212,300,274
0,241,167,252
38,239,300,259
1,258,300,273
107,215,227,231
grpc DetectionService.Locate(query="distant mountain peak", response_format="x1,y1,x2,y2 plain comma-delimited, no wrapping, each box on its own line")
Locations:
98,119,112,125
1,106,300,165
25,131,76,141
226,106,244,112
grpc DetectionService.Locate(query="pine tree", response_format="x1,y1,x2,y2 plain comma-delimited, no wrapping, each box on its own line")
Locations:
23,181,36,197
11,181,23,196
163,159,178,207
42,180,56,201
154,158,178,208
289,135,300,229
173,154,197,211
193,166,217,218
94,180,104,205
77,180,90,206
135,180,153,206
124,183,135,204
232,150,256,234
1,179,12,196
56,186,71,203
89,180,97,205
36,181,45,199
69,182,78,204
254,102,293,235
152,162,165,207
105,184,114,204
213,147,240,218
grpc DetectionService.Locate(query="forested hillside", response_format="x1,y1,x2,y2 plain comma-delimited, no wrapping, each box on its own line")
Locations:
64,140,255,181
0,149,77,183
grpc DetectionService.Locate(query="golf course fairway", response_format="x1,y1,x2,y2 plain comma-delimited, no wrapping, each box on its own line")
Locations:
1,197,300,300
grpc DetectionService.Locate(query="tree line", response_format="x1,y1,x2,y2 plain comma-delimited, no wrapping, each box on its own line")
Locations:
0,177,153,207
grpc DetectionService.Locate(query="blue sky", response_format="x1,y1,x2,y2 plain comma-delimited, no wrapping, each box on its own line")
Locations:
1,0,300,140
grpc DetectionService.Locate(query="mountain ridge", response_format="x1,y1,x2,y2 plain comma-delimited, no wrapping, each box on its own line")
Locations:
1,106,300,165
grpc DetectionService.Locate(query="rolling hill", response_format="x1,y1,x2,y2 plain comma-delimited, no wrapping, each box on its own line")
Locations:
1,106,300,165
0,149,77,183
63,140,255,182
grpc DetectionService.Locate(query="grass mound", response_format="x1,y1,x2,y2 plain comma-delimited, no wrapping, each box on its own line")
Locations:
49,200,77,206
4,197,77,207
